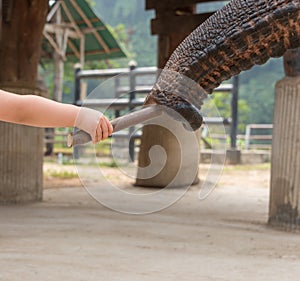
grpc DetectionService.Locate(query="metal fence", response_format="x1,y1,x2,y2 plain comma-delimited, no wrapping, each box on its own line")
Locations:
44,65,237,159
244,124,273,150
73,65,235,160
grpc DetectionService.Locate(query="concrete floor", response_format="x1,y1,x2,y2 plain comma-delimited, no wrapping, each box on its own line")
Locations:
1,176,300,281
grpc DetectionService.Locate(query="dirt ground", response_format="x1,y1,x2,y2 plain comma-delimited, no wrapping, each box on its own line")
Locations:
1,162,300,281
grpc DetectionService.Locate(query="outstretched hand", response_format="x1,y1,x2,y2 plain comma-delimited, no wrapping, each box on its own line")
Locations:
75,107,113,143
94,115,114,143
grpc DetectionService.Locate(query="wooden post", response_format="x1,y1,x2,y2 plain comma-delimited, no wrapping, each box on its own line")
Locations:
269,48,300,228
136,2,203,187
0,0,48,203
0,0,2,40
53,5,64,102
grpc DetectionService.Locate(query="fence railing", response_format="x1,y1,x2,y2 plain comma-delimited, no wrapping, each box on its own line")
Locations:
44,66,240,158
44,122,274,154
244,124,273,150
73,65,233,161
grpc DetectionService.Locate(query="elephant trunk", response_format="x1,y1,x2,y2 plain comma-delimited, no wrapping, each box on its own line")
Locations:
145,0,300,130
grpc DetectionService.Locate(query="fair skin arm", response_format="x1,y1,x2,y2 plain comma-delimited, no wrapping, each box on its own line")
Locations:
0,89,113,143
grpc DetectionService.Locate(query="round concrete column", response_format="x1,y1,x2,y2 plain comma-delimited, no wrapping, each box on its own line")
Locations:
136,119,200,187
0,86,44,203
269,76,300,227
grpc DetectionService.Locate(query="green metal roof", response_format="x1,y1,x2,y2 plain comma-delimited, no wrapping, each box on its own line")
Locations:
43,0,126,63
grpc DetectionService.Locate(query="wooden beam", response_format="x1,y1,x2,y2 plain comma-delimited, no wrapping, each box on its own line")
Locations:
66,47,122,57
47,1,60,22
3,0,13,22
151,12,214,35
146,0,224,10
69,0,110,54
46,24,107,36
0,0,2,39
60,1,82,38
82,26,106,34
43,31,58,53
80,36,85,66
44,23,81,39
63,29,69,56
67,39,81,59
75,17,99,25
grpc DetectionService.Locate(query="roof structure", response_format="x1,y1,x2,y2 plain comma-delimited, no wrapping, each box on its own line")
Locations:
42,0,126,65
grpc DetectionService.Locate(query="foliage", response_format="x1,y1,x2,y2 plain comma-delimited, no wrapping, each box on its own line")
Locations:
210,91,250,133
239,58,284,125
86,0,96,7
90,0,285,132
106,24,136,67
210,57,284,132
45,169,78,179
43,0,286,133
92,0,157,66
197,1,229,12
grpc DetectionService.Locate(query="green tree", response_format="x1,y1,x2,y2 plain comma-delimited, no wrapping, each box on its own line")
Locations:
239,58,284,125
83,0,283,128
93,0,157,66
211,92,250,133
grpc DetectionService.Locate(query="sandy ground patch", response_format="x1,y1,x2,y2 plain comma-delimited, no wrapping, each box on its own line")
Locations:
1,162,300,281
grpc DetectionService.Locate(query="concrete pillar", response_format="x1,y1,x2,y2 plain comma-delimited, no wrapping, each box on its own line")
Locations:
269,48,300,228
0,86,44,203
136,3,201,187
136,119,200,187
269,76,300,227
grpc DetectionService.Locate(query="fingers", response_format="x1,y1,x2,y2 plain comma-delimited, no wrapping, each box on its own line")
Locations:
101,117,109,140
93,116,114,143
94,123,101,144
106,116,114,136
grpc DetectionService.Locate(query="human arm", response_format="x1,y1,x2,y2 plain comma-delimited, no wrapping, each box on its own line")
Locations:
0,89,113,143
